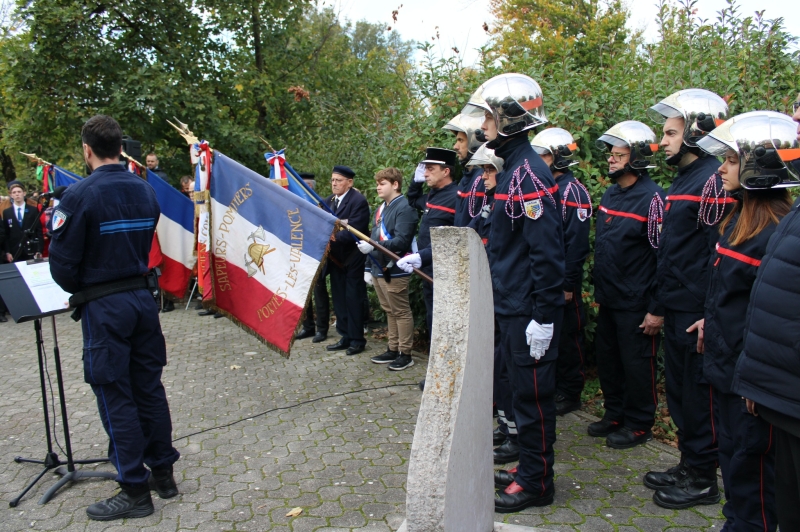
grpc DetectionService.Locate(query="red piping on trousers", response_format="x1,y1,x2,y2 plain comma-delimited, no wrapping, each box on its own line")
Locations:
650,337,657,406
533,367,547,495
760,456,767,531
573,297,585,384
709,387,717,446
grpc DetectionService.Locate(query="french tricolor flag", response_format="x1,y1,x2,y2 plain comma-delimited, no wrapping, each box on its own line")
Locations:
146,169,195,298
209,152,337,355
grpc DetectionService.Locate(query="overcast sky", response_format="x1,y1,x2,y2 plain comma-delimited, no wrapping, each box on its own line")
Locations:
332,0,800,67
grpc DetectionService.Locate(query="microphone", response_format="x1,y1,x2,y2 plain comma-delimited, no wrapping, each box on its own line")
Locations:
41,186,67,200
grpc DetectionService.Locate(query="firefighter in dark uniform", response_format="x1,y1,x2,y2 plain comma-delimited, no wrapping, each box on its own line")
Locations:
443,113,486,227
733,99,800,532
464,73,565,512
48,115,180,521
590,121,665,450
531,128,591,417
397,148,458,340
683,111,799,528
645,89,731,507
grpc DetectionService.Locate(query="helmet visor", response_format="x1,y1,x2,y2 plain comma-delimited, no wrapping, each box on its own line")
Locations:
531,145,551,156
647,102,682,123
696,135,734,157
595,133,629,150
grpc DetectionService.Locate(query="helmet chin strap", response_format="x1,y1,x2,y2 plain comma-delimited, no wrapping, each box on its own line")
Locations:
608,164,639,182
666,144,689,166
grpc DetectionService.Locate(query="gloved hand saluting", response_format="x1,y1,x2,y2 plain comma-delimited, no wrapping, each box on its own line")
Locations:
356,240,374,255
396,253,421,273
525,320,554,360
413,163,427,183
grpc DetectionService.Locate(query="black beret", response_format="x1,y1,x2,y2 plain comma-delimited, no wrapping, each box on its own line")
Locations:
332,165,355,179
421,147,458,167
298,172,315,180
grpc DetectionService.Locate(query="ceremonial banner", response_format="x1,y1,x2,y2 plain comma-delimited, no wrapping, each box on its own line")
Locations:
194,141,213,303
209,152,337,355
146,169,195,298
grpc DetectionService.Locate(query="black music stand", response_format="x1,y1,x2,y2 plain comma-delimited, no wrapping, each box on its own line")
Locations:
0,260,116,507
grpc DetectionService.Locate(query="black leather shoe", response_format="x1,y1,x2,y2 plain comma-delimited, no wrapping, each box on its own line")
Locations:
86,486,154,521
493,438,520,464
493,426,507,446
160,300,175,313
295,328,315,340
494,468,517,488
607,427,652,449
555,394,581,416
653,465,720,509
312,331,328,343
198,309,215,316
587,418,622,437
213,312,224,318
494,482,554,513
0,314,7,323
148,467,178,499
418,379,425,391
346,345,365,356
326,339,350,351
644,458,686,490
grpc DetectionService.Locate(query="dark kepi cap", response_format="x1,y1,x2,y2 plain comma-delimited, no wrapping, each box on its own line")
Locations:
421,147,458,167
332,165,355,179
7,180,24,192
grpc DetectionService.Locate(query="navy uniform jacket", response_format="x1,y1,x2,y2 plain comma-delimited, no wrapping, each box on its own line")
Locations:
556,170,591,292
487,135,565,326
407,179,457,269
2,202,44,260
657,157,733,313
594,172,665,313
454,166,485,228
367,194,418,278
49,164,159,295
703,211,777,393
732,197,800,418
467,188,495,246
325,189,370,270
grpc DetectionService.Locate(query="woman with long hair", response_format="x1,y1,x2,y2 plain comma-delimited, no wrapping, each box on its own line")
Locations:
687,111,798,531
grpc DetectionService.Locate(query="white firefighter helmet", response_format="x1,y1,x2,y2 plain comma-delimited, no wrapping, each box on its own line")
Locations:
648,88,729,147
696,110,800,189
467,143,504,172
463,73,547,137
442,113,485,155
596,121,659,170
530,128,579,170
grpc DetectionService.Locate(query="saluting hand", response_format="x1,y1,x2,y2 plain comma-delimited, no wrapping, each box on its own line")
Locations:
686,319,704,353
639,313,664,336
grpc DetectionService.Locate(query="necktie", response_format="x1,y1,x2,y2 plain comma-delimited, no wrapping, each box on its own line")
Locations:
333,198,340,212
17,207,22,224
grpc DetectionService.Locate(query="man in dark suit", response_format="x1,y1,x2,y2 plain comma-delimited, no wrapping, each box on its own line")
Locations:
325,165,371,355
3,180,44,263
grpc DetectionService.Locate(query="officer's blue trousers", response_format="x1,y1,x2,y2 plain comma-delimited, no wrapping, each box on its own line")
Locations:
715,390,776,532
664,310,718,470
330,263,366,347
556,294,587,402
494,320,516,440
496,314,561,495
82,289,180,488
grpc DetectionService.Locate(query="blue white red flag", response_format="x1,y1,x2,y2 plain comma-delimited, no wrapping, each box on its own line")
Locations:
146,169,195,298
210,152,338,355
52,166,82,187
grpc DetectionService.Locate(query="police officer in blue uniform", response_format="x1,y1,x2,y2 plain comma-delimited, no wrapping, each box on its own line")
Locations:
48,115,179,521
464,73,565,512
590,121,665,450
732,100,800,531
443,113,486,227
531,128,592,417
645,90,731,506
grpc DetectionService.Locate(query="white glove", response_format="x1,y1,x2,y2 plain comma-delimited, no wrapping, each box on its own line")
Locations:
525,320,554,360
413,163,427,183
396,253,421,273
364,271,373,286
356,240,374,255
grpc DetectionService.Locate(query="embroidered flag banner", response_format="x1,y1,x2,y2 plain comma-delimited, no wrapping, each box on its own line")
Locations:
210,152,338,355
146,169,195,298
194,141,213,304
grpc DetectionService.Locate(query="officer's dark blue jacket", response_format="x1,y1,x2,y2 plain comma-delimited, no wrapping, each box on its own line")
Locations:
407,179,457,269
454,166,485,228
594,171,665,313
467,187,495,246
367,194,418,278
657,156,733,313
49,164,160,294
325,189,370,270
703,211,777,393
556,170,591,292
732,197,800,419
487,135,565,324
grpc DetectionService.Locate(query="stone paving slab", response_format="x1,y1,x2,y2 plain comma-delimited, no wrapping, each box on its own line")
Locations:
0,309,726,531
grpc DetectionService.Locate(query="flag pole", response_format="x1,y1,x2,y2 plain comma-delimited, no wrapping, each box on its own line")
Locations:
338,221,433,284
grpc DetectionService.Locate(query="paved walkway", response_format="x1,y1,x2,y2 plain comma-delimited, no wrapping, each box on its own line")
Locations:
0,309,725,531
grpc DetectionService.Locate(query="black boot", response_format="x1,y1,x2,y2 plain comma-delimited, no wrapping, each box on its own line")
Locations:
294,327,315,340
644,457,686,490
652,465,720,509
494,467,517,488
606,427,652,450
148,466,179,499
555,393,581,416
493,426,507,446
86,484,154,521
493,438,521,464
587,418,622,437
494,482,554,513
161,300,175,313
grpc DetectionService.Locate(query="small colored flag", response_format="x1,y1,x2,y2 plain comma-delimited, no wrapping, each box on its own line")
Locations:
209,152,338,355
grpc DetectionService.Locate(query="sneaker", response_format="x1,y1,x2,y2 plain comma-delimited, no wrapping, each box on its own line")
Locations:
371,349,400,364
388,353,414,371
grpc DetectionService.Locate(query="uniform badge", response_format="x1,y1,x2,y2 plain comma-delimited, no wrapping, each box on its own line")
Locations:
523,199,543,220
52,209,68,231
577,208,588,222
